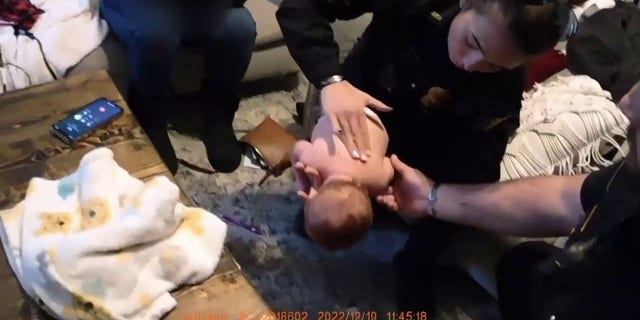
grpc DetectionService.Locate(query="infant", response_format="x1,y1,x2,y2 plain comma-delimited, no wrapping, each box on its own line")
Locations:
291,108,394,251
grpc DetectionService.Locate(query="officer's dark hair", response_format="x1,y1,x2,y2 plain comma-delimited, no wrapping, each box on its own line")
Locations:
467,0,588,55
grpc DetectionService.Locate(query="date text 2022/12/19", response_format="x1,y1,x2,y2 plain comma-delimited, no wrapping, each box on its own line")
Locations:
236,311,428,320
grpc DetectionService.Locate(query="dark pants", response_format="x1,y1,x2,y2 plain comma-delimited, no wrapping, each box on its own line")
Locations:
497,236,640,320
101,0,256,103
496,241,564,320
392,219,457,312
101,0,256,173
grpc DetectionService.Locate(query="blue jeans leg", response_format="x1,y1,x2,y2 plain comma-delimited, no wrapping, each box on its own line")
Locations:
196,7,255,173
101,0,180,101
202,7,256,99
101,0,181,174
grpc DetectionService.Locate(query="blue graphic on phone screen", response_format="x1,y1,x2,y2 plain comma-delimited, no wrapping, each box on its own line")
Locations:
56,99,122,141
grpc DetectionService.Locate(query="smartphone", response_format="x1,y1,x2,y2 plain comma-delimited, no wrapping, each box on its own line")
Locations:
51,98,124,144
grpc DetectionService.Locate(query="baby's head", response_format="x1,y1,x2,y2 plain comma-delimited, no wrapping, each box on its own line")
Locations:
304,179,373,251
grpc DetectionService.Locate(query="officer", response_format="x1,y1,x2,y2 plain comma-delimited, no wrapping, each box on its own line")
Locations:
278,0,587,314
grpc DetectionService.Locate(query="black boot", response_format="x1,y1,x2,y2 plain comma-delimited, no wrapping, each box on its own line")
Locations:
201,91,242,173
128,89,179,175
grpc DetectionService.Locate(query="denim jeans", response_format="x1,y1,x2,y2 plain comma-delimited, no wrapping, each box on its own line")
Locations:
101,0,256,102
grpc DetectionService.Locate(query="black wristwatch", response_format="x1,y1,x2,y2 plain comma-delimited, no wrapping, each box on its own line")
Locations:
319,75,344,88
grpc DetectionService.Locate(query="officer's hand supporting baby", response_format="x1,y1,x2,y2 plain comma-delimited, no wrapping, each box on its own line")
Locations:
377,155,434,219
321,81,392,162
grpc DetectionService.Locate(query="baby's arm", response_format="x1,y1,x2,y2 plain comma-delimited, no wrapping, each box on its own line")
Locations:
292,140,311,165
292,141,322,199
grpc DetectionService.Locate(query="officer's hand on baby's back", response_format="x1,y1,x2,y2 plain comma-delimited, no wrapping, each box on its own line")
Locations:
320,80,392,161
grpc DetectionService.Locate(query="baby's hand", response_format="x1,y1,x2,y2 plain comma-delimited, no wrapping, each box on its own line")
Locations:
293,162,323,199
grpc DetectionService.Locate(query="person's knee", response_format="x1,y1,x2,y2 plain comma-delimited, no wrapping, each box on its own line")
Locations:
132,24,180,58
102,2,180,57
210,8,256,49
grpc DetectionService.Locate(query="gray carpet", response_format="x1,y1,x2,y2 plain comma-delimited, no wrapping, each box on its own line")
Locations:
168,75,500,320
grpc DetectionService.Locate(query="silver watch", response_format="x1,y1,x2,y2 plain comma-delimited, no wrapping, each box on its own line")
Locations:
562,10,579,40
319,75,344,88
427,182,441,217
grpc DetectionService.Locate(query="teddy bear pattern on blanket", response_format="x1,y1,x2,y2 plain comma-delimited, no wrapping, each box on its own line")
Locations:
0,148,227,320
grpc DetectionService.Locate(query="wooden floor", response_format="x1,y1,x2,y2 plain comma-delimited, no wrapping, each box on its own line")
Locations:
0,71,271,319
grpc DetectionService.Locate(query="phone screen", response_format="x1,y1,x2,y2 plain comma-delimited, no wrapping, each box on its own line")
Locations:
53,99,123,142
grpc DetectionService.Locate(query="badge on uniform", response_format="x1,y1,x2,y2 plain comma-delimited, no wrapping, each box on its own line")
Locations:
421,86,451,111
428,2,461,28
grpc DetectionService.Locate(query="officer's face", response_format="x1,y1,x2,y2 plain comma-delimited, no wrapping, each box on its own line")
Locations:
447,7,528,73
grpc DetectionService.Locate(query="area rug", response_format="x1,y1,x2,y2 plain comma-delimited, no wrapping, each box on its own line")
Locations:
169,76,499,320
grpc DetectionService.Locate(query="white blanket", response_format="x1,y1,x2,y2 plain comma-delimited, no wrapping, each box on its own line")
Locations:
500,75,630,181
0,0,108,92
0,148,227,320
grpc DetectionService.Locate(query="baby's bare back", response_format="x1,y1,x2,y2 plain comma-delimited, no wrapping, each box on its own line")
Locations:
308,108,393,195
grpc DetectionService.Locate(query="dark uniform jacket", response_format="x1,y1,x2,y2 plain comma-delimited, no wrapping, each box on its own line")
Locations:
277,0,526,184
567,1,640,102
